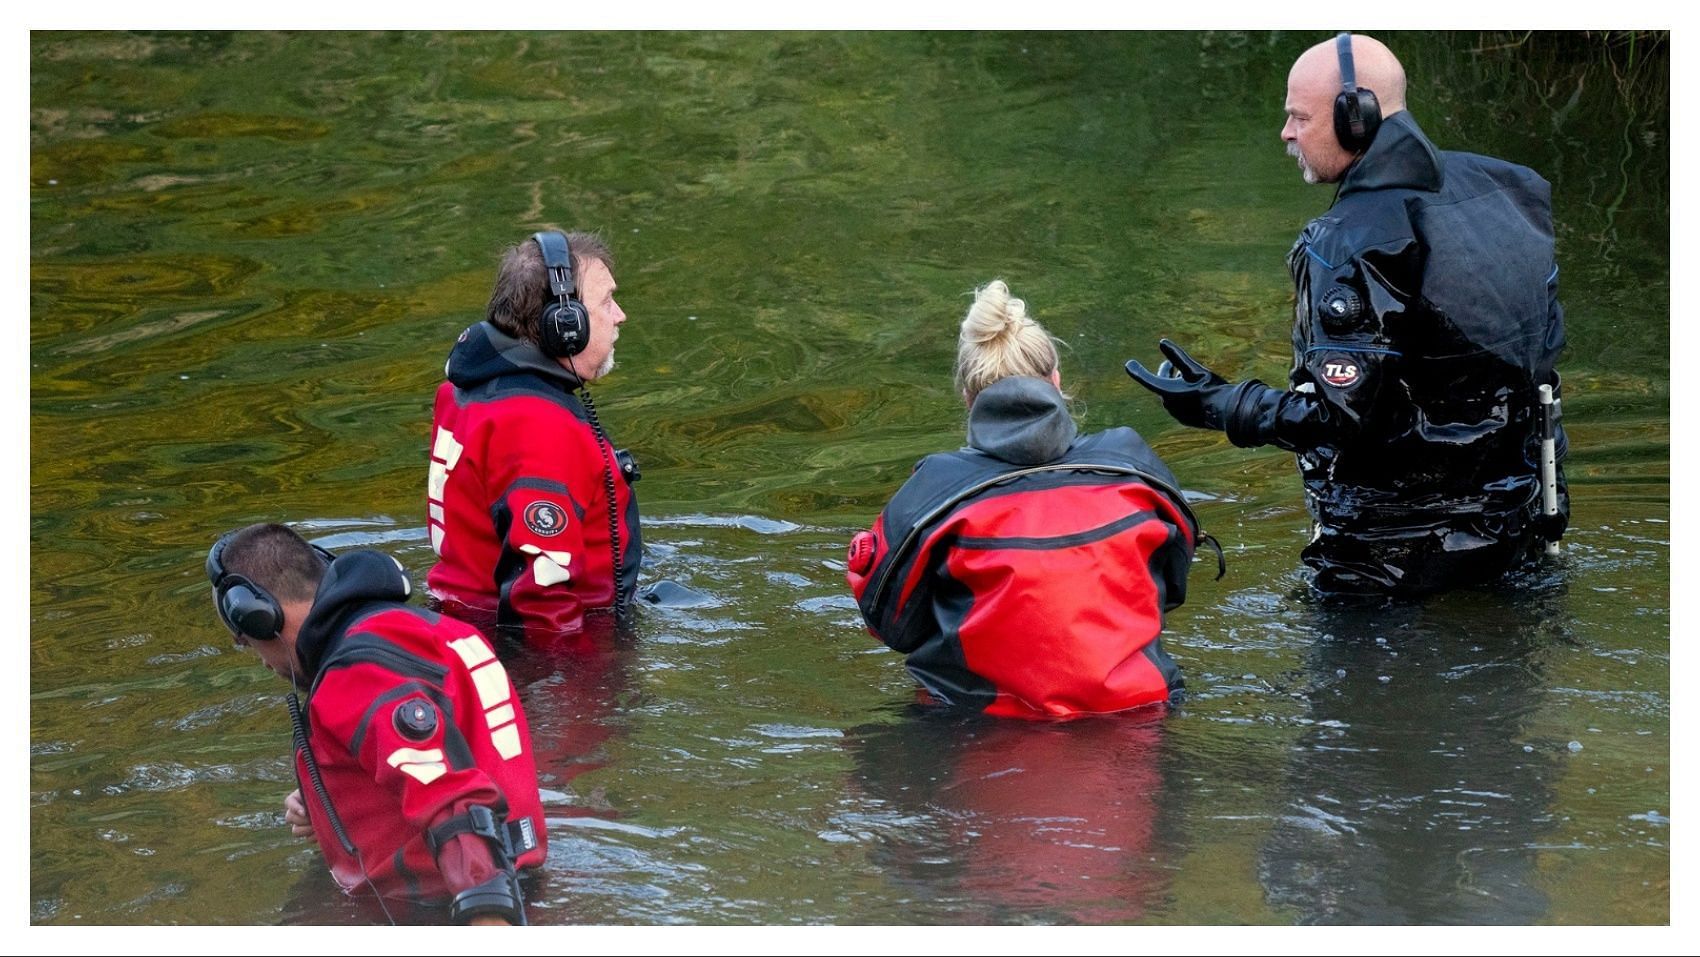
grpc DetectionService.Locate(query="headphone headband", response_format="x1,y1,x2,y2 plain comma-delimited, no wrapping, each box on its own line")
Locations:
206,531,333,642
530,229,592,360
533,230,576,299
1336,31,1357,96
1331,31,1381,152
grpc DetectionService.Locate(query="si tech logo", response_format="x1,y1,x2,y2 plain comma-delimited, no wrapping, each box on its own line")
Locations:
524,501,568,537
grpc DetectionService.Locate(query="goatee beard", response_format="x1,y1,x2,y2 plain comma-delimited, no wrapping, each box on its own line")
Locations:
1286,141,1320,185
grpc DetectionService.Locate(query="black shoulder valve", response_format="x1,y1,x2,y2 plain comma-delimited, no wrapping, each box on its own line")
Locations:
1319,285,1364,332
392,699,438,741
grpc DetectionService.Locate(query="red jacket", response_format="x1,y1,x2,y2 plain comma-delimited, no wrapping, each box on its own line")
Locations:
293,550,547,908
426,322,641,639
848,377,1201,719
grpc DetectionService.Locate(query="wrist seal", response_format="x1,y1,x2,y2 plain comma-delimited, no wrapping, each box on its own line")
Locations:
449,872,525,925
1223,380,1274,448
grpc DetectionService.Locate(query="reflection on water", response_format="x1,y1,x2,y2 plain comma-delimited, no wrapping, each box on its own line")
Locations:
842,711,1180,925
1257,589,1567,924
31,31,1666,925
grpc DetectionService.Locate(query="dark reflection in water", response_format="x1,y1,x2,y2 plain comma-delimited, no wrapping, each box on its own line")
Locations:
842,709,1185,925
502,621,644,925
1257,582,1570,924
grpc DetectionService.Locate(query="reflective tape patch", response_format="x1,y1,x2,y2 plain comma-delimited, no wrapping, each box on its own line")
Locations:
469,660,512,712
517,544,574,587
427,460,449,502
491,724,522,760
431,427,464,470
386,747,447,785
485,703,516,729
447,635,495,669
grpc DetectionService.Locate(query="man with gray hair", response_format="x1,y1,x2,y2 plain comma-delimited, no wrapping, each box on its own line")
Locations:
1127,33,1570,595
426,229,642,639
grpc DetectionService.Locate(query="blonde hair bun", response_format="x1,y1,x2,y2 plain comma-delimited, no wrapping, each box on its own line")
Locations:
954,279,1060,399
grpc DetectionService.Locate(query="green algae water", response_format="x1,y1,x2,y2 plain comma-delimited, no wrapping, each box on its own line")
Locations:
31,31,1667,924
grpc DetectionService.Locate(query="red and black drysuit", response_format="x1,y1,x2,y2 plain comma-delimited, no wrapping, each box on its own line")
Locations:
426,321,641,640
847,376,1203,719
291,549,547,921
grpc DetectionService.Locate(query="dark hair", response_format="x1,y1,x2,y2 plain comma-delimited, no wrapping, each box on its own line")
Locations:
485,230,614,343
220,523,327,604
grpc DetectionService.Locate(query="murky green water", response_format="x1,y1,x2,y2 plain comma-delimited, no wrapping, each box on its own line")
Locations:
30,31,1668,925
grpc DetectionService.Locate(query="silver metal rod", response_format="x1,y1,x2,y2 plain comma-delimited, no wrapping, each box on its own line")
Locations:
1540,384,1560,556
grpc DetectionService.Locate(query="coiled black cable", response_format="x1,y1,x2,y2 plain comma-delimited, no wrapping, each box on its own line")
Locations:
287,691,395,925
576,386,627,615
288,692,356,856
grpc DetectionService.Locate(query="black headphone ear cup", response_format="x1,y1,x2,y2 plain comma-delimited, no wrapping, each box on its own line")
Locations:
1353,89,1381,146
1333,89,1382,152
1331,32,1382,153
220,579,282,641
1333,91,1359,151
539,298,591,359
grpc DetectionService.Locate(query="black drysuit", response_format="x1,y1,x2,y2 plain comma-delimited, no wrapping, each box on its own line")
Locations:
1229,111,1569,593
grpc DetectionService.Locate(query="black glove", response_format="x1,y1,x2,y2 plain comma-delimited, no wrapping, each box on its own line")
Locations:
1125,339,1266,434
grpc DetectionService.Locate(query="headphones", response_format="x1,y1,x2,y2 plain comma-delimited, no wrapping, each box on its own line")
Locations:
533,230,591,359
206,532,334,642
1332,32,1382,153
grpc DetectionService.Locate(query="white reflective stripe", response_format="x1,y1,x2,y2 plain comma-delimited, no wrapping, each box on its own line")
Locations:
519,545,575,587
391,557,411,598
491,724,522,760
531,551,572,587
431,427,464,470
387,746,445,765
428,460,449,502
396,762,447,785
386,747,447,785
517,543,572,564
446,635,495,669
469,660,511,711
430,524,445,555
485,703,516,729
429,503,444,523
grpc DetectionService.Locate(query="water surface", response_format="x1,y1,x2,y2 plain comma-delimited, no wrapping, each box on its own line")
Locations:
30,30,1668,925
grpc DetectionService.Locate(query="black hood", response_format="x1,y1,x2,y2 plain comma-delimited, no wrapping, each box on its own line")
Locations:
966,376,1077,466
445,320,583,392
294,549,413,683
1339,111,1444,198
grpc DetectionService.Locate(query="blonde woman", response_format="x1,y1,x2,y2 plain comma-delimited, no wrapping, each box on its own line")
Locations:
847,280,1205,719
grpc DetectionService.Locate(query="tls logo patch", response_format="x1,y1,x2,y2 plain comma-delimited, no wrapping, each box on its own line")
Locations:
1321,359,1361,387
524,501,568,537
